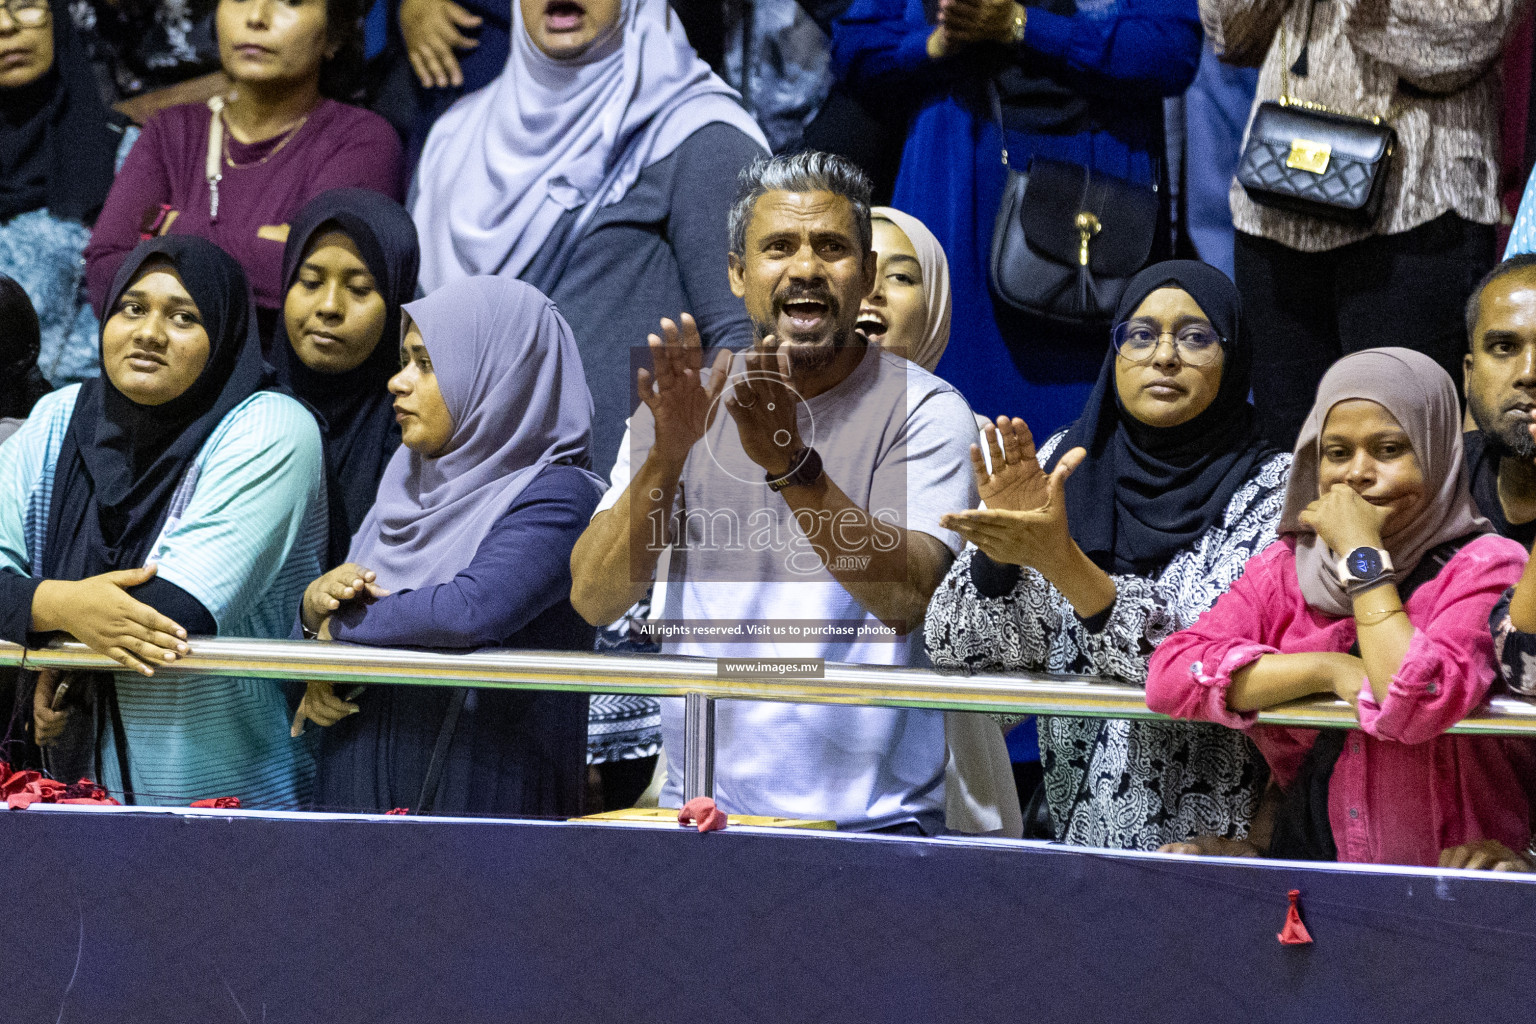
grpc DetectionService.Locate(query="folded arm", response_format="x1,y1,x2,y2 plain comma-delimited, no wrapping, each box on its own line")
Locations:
1340,0,1525,94
332,470,598,648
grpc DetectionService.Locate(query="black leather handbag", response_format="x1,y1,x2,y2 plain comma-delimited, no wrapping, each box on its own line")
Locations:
1236,100,1397,226
986,86,1159,327
1235,3,1398,226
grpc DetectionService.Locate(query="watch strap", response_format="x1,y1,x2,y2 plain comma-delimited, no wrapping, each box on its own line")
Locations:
1336,547,1394,590
767,447,822,492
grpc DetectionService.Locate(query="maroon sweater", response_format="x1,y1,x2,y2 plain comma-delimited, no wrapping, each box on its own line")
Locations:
85,99,403,316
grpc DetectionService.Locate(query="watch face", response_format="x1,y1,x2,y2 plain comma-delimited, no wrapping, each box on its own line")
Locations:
1347,548,1383,579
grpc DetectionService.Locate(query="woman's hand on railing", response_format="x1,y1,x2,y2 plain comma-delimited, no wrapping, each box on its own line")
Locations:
1439,840,1532,872
290,681,361,737
1159,835,1262,858
301,564,389,634
30,566,190,676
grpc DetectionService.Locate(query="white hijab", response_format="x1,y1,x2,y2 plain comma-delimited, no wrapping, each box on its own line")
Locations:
411,0,768,292
871,207,951,373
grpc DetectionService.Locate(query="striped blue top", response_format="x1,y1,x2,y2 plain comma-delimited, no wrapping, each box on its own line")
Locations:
0,385,327,806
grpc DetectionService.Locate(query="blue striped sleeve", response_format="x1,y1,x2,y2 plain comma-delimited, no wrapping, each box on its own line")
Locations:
149,391,326,635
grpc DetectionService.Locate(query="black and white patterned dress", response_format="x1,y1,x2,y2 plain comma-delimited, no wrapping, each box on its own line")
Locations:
924,432,1289,851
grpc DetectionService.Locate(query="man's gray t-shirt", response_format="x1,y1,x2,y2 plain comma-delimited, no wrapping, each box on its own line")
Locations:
597,342,978,831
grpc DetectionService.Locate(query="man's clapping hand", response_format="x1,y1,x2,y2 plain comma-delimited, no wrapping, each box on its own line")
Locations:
637,313,732,469
722,334,803,476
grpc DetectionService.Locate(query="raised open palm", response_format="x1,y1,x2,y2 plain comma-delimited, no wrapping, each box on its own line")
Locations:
637,313,732,466
973,416,1051,512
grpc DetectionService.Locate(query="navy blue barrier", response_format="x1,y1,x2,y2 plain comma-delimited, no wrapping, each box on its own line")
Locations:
3,805,1535,1022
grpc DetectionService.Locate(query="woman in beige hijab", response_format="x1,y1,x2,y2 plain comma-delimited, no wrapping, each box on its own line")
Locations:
860,206,1021,839
1148,348,1531,865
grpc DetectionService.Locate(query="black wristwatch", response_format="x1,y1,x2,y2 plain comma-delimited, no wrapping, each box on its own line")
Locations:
766,447,823,492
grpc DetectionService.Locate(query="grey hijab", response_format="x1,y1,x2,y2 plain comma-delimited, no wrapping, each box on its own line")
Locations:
1279,347,1490,617
345,277,603,591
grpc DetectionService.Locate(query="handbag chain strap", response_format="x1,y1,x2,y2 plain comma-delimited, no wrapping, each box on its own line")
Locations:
1277,0,1402,125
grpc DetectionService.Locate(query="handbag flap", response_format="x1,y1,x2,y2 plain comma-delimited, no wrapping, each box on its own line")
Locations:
1248,101,1393,164
1018,158,1158,276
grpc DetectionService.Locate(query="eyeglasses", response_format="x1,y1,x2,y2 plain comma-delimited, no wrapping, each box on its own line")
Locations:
1111,319,1224,366
0,0,49,26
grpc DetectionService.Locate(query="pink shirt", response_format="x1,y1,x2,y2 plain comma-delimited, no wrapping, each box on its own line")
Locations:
1146,535,1535,866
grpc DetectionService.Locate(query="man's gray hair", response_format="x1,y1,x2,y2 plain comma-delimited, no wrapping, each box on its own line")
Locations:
727,151,874,258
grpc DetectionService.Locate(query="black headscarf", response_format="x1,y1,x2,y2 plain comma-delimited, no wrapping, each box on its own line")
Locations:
275,188,418,564
1046,260,1277,575
43,236,278,582
0,273,50,418
0,0,124,224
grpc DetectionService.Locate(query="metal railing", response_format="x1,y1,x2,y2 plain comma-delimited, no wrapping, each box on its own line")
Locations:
12,636,1536,801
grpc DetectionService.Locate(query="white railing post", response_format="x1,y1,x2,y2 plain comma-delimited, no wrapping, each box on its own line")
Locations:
682,691,715,802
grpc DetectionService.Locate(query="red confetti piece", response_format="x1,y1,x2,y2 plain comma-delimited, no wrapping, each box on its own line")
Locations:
386,808,410,815
189,797,241,809
0,763,117,809
1278,889,1314,945
677,797,728,833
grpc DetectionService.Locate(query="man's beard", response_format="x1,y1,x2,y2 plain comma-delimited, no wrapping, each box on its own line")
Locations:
753,323,855,371
752,284,859,372
1470,397,1536,459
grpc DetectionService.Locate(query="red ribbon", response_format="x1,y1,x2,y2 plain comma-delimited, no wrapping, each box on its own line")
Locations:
1278,889,1314,945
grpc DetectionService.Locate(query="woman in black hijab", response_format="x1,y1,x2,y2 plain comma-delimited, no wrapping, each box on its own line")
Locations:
0,273,52,434
0,0,130,386
926,260,1288,851
278,188,418,564
0,235,325,805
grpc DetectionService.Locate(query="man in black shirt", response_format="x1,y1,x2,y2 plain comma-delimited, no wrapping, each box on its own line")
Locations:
1463,254,1536,548
1451,253,1536,872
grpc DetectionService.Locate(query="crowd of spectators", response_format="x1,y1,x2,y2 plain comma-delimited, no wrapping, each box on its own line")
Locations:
2,0,1536,870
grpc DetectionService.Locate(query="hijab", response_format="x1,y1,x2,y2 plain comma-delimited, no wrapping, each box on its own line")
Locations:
0,272,50,419
871,207,951,374
278,188,419,563
1048,260,1276,575
43,236,277,581
1279,347,1490,618
410,0,768,292
346,277,604,591
0,0,123,224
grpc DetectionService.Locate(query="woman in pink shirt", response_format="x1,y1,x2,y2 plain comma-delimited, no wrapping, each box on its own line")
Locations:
1147,347,1534,867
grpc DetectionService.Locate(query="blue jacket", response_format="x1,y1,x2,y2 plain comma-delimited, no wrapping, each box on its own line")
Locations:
832,0,1202,184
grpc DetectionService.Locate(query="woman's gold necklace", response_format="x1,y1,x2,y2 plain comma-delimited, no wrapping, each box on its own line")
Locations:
221,110,311,170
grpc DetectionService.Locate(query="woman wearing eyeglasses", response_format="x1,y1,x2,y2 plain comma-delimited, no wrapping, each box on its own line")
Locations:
0,0,136,387
925,261,1286,852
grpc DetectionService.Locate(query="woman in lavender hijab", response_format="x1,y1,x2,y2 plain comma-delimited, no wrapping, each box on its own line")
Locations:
291,276,606,817
409,0,768,476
